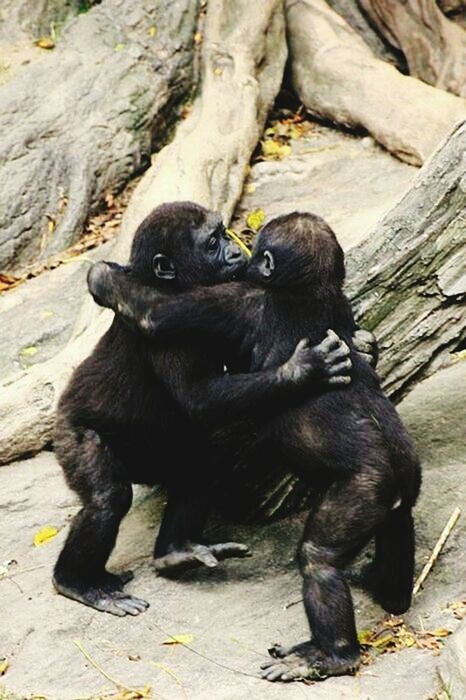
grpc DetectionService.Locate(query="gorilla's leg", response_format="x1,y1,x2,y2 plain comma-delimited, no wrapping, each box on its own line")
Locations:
262,469,391,682
153,484,250,575
373,505,415,614
53,428,149,616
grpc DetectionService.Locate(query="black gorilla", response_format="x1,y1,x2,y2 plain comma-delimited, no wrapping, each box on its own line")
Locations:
89,211,420,681
53,203,353,616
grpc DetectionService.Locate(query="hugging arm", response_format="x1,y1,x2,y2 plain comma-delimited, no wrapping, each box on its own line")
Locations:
168,331,352,427
88,261,257,347
88,263,352,426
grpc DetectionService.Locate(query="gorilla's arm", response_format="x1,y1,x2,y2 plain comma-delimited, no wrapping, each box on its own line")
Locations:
164,333,351,426
88,261,258,347
88,263,352,425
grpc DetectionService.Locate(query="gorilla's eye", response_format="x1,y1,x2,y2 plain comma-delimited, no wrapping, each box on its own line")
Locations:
208,234,219,252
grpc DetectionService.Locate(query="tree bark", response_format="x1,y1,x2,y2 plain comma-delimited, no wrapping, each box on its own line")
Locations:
286,0,466,165
0,0,198,272
326,0,406,67
0,0,287,466
358,0,466,97
218,120,466,522
347,120,466,400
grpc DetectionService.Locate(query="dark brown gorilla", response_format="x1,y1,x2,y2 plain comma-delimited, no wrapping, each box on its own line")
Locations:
89,211,420,681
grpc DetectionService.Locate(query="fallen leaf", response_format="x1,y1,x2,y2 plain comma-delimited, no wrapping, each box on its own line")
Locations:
261,139,291,160
20,346,38,358
114,43,125,51
147,26,157,37
0,659,9,675
35,37,55,49
246,208,265,231
0,272,22,293
194,32,203,44
162,634,194,646
33,525,58,547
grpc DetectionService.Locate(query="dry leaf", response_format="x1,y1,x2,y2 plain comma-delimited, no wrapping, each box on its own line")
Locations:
194,32,203,44
35,37,55,49
261,139,291,160
246,209,265,231
0,272,21,293
33,525,58,546
20,346,38,358
114,43,125,52
147,26,157,37
162,634,194,646
0,659,9,675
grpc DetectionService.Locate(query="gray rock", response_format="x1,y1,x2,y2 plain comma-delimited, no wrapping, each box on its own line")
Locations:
0,241,112,381
438,619,466,699
0,0,198,272
232,123,416,253
0,360,464,699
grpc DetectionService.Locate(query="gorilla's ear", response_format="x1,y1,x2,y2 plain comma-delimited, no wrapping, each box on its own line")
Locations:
153,253,176,280
258,250,275,278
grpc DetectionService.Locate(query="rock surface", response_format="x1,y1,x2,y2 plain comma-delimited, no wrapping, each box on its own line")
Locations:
0,120,416,387
0,0,198,272
0,360,464,699
232,122,416,252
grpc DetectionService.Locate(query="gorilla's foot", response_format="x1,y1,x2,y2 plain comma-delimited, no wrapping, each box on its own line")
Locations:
154,541,250,575
53,570,149,617
261,640,360,682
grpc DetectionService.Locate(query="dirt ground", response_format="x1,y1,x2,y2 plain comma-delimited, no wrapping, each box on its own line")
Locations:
0,362,465,700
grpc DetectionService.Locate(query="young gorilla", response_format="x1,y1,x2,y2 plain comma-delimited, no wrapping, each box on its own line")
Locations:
53,203,353,617
89,212,420,681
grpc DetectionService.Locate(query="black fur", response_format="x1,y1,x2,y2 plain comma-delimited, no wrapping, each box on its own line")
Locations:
92,210,421,677
54,203,352,616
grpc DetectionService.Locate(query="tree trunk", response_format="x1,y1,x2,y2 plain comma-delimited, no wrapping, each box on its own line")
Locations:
217,119,466,522
326,0,406,68
0,0,198,272
286,0,466,165
358,0,466,96
347,120,466,400
0,0,287,466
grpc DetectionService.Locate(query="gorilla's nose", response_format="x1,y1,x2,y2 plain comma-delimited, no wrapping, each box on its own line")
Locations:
226,243,246,264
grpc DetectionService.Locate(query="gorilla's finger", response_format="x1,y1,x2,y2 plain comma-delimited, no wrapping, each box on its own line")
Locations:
354,329,375,344
327,375,351,386
320,329,341,351
328,359,352,375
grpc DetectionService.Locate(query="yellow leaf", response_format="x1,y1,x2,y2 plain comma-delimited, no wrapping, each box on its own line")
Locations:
0,659,8,675
261,139,291,160
357,629,373,645
147,26,157,37
20,346,38,357
246,208,265,231
432,628,452,638
33,525,58,546
114,43,125,51
245,183,256,194
162,634,194,646
35,37,55,49
194,32,203,44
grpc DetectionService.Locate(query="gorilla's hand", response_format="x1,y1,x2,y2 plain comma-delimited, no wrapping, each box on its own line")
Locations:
281,330,352,387
352,328,378,368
